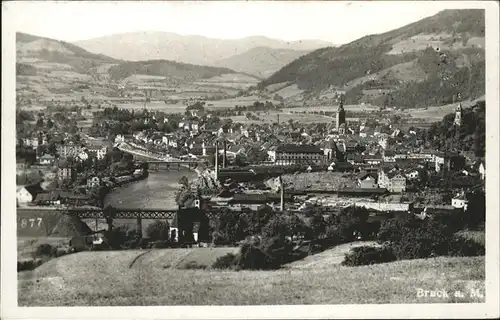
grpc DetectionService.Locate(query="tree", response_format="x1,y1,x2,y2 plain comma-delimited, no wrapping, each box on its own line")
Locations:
235,153,247,167
146,220,170,241
309,212,326,239
103,205,117,231
178,176,189,188
36,117,44,128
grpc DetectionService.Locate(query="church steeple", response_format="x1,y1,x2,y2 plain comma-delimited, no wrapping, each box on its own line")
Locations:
336,94,346,132
454,94,462,126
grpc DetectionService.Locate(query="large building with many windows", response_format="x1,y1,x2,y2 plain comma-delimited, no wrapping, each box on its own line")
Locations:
272,144,327,166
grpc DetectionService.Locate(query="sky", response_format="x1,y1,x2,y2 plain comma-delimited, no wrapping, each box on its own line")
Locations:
4,1,479,44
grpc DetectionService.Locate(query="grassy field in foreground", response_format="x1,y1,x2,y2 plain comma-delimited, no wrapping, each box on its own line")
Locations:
18,248,484,306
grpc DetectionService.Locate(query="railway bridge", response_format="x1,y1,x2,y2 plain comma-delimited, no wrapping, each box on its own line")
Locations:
17,205,215,243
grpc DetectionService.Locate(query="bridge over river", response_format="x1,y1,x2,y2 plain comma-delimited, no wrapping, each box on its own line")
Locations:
17,206,213,242
116,142,207,170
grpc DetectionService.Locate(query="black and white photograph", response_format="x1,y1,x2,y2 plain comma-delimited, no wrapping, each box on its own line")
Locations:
1,1,499,319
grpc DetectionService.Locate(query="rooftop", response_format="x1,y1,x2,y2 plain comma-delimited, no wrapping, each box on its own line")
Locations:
276,144,322,154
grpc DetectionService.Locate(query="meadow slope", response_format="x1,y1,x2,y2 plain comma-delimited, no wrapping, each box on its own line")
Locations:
18,249,484,306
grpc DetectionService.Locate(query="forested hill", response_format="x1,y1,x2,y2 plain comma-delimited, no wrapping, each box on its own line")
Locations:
424,100,485,157
259,9,485,108
107,60,238,82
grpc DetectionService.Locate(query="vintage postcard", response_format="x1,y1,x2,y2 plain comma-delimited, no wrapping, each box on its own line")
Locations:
1,1,499,319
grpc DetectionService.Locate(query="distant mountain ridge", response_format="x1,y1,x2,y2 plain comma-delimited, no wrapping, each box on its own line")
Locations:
259,9,485,108
73,31,332,66
213,46,311,79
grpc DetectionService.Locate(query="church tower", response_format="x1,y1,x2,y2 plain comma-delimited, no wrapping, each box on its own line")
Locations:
336,94,346,132
454,95,462,127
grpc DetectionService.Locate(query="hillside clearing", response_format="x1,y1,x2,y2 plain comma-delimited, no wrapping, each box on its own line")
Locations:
18,252,484,306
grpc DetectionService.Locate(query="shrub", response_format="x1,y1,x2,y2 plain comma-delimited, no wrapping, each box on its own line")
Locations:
180,261,208,270
341,246,397,266
236,243,276,270
212,253,238,269
34,243,57,258
377,215,485,261
151,240,170,249
326,206,372,242
104,226,132,249
18,259,43,271
447,235,485,257
146,220,170,241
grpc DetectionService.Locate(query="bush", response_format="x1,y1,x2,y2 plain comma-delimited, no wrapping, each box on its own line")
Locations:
180,261,208,270
104,226,132,249
377,215,485,261
448,235,485,257
341,246,397,266
236,243,276,270
212,253,238,269
146,220,170,241
34,243,57,258
151,240,170,249
18,259,43,272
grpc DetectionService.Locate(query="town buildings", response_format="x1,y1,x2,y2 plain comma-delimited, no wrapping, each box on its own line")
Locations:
378,167,407,193
357,172,379,189
271,144,327,166
451,192,468,210
57,142,84,159
16,183,45,205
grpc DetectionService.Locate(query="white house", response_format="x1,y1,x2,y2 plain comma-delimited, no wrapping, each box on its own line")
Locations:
162,136,169,145
435,154,446,172
267,149,277,162
378,137,388,150
39,154,55,165
405,170,420,180
114,134,125,144
16,186,34,204
451,193,468,211
479,162,485,180
77,150,89,161
358,172,378,189
87,176,100,188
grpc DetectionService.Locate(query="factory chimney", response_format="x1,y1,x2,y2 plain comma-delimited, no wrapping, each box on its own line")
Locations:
214,141,219,180
223,140,227,168
279,176,285,212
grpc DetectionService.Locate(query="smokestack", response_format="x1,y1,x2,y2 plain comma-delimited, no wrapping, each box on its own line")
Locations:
223,140,227,168
214,141,219,180
277,114,280,124
279,176,284,212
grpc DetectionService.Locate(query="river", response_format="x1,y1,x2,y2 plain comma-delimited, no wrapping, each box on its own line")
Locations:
96,170,198,234
104,170,197,209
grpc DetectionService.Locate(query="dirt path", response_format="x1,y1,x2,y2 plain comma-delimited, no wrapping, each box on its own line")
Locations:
128,249,153,268
285,241,379,269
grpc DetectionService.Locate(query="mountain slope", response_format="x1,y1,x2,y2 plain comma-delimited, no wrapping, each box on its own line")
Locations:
74,31,331,65
213,46,310,78
259,9,485,108
107,59,238,82
16,32,261,102
16,32,120,100
17,32,118,71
